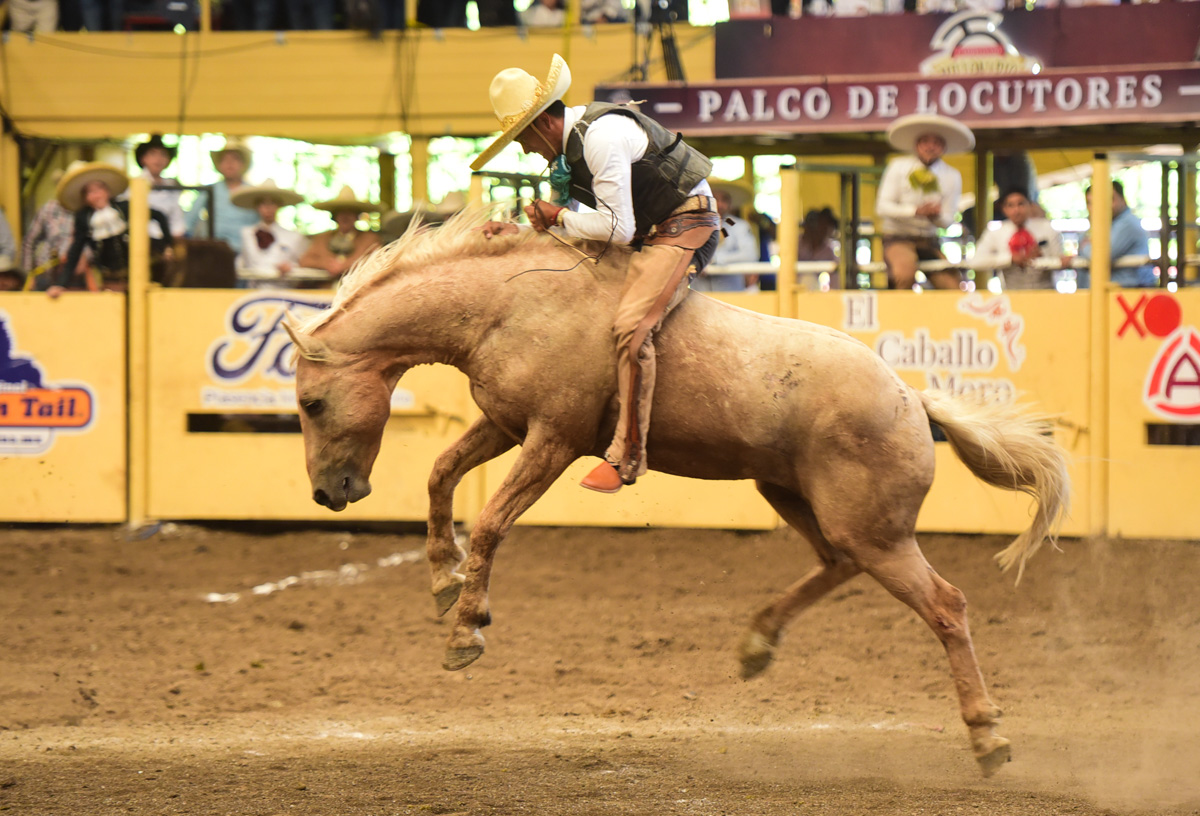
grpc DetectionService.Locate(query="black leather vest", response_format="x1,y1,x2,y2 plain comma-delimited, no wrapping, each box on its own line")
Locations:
563,102,712,236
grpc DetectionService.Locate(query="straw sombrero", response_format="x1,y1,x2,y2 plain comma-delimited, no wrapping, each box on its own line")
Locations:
886,114,975,154
211,136,253,166
381,192,469,235
230,179,304,209
135,134,177,168
470,53,572,171
56,161,130,212
314,185,383,213
708,178,753,210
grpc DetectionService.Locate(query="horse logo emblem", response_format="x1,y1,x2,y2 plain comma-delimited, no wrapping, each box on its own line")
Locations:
0,312,95,455
1144,326,1200,420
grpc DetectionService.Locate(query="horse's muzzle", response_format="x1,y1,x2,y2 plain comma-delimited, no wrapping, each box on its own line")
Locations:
312,474,372,512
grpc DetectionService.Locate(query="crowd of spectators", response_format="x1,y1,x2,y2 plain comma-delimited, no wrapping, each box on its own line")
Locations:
12,0,1179,34
8,134,468,294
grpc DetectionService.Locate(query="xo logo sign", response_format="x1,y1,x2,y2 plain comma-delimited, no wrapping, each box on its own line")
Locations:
1117,293,1182,339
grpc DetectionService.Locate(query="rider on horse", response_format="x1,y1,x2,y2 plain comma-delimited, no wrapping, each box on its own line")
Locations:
473,54,720,495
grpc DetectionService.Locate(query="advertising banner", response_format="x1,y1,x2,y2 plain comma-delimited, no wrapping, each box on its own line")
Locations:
794,289,1090,537
0,294,126,522
147,289,473,521
1108,289,1200,539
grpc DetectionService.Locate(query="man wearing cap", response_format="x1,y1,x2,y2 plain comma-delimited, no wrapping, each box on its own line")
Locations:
232,180,309,289
692,180,758,293
185,137,261,254
877,114,974,290
55,161,175,294
300,186,383,279
472,54,719,494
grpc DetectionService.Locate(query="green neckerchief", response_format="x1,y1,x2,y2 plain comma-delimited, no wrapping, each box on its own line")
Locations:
549,155,572,206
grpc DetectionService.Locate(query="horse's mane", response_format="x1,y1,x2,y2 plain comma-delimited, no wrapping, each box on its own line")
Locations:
297,203,620,335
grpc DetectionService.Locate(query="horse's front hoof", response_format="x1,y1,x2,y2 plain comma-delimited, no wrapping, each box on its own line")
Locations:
433,581,463,617
737,630,777,680
974,735,1012,777
443,645,484,672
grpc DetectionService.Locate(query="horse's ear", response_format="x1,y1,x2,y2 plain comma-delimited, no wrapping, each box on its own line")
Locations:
283,319,333,363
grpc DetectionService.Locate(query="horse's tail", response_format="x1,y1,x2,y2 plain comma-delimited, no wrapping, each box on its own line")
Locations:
918,389,1071,584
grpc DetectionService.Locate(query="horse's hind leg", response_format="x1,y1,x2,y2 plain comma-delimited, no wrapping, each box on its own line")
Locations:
739,482,862,680
853,538,1010,777
426,416,515,616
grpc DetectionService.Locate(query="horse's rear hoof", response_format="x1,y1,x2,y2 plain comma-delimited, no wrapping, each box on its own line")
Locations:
974,736,1012,777
434,582,463,617
738,630,776,680
443,645,484,672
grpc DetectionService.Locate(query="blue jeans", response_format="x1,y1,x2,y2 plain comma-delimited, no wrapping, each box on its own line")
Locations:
77,0,122,30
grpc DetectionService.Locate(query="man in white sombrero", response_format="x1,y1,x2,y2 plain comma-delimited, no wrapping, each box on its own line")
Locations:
185,136,260,254
876,113,974,290
473,54,720,495
231,180,308,289
300,186,383,280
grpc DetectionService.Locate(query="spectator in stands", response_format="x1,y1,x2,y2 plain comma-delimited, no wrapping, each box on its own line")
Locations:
693,180,756,293
1077,179,1155,288
798,207,841,288
300,186,383,280
0,255,24,292
287,0,335,29
0,214,15,265
9,0,59,33
232,180,308,288
522,0,566,26
53,161,175,295
877,113,973,290
186,137,260,255
124,134,186,241
580,0,629,23
754,210,778,291
968,187,1064,290
21,170,76,287
416,0,467,26
75,0,120,30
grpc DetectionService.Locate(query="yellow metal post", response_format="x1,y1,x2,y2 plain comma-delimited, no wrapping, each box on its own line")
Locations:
974,149,994,289
777,166,801,319
127,176,151,528
410,137,429,207
468,172,485,207
1088,155,1112,538
0,132,21,247
379,150,396,211
1182,143,1198,285
199,0,211,32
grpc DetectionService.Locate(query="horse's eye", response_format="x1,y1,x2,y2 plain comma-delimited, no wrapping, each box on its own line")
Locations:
301,398,325,417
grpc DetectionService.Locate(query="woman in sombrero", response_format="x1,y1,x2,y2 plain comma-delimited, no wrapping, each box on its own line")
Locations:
54,161,175,295
876,113,974,291
299,186,383,280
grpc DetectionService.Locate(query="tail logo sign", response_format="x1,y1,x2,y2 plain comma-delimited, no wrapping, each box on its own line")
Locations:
0,312,96,455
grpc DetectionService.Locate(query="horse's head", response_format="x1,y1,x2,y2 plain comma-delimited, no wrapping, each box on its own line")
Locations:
284,321,397,512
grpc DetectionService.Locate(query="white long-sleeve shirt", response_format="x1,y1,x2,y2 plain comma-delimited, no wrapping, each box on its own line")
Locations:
876,155,961,239
557,105,711,245
969,218,1064,289
236,221,309,289
121,169,187,239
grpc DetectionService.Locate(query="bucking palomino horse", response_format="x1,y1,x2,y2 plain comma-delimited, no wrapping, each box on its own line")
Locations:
284,206,1069,777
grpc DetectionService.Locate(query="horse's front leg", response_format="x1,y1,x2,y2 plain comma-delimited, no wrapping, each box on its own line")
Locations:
427,416,516,616
443,435,578,671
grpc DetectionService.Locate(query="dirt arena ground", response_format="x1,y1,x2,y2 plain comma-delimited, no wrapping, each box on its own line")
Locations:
0,523,1197,815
